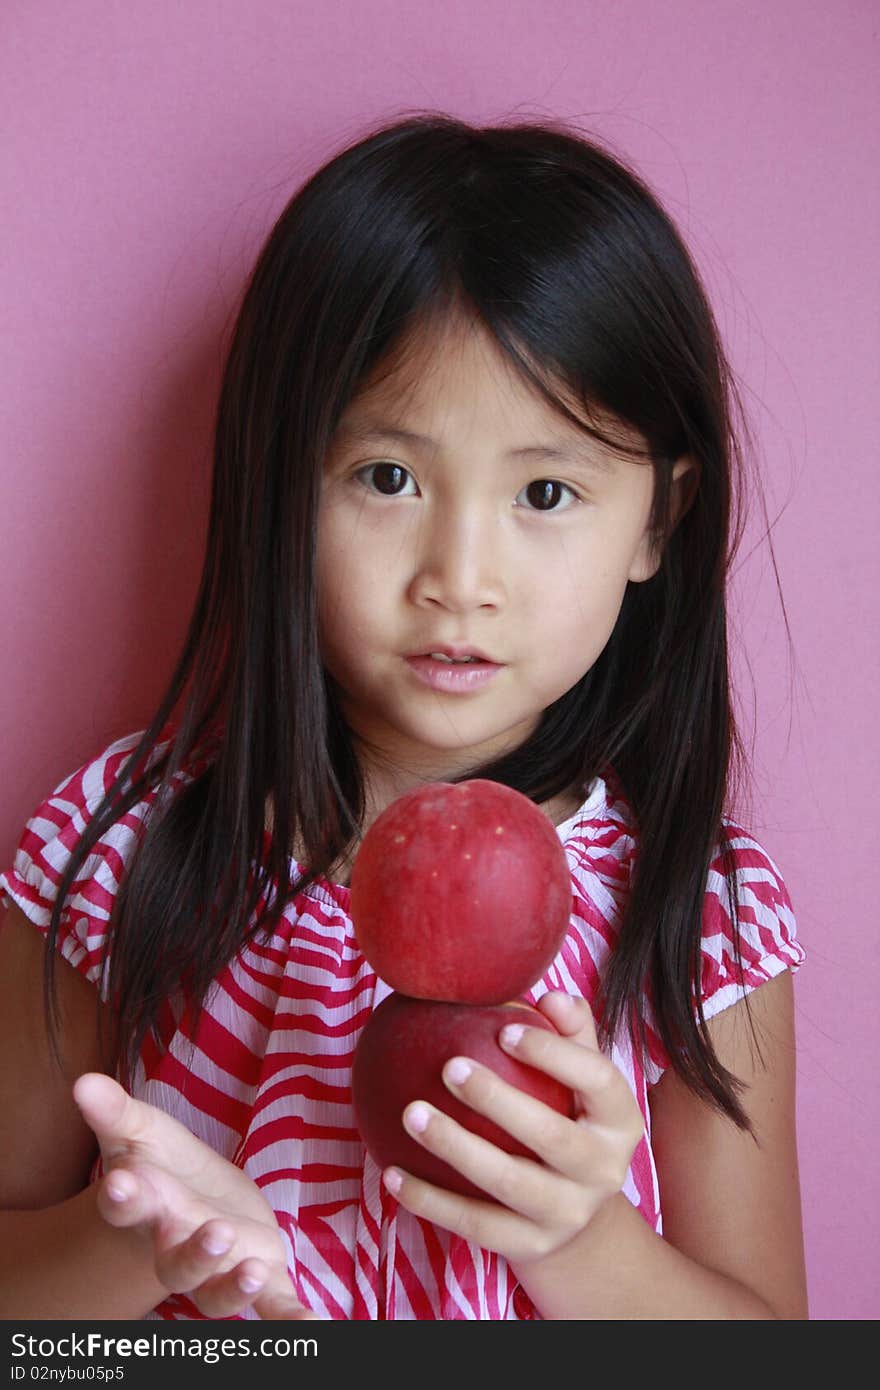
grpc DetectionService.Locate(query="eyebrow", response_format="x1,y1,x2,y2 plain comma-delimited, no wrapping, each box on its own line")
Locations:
335,420,616,473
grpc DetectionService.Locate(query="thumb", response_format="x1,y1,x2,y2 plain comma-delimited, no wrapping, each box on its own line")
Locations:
536,990,599,1045
72,1072,147,1160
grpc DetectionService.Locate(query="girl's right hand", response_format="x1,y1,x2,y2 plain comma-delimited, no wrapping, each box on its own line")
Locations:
72,1072,317,1321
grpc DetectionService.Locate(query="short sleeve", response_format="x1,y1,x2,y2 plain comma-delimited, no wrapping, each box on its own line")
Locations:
699,823,804,1016
643,821,805,1085
0,728,175,997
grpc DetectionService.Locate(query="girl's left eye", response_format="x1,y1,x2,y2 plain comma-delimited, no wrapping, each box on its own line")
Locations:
357,462,417,496
515,479,578,512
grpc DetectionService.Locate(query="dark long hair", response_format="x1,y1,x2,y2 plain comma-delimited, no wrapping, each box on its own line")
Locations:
45,111,783,1129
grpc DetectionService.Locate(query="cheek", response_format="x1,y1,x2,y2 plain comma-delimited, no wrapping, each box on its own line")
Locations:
526,544,633,686
316,516,386,658
318,494,391,580
317,501,364,594
316,515,353,650
540,534,631,627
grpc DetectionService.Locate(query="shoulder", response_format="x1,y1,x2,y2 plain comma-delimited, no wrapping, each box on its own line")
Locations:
0,724,210,989
700,818,804,1015
561,776,803,982
643,815,804,1086
556,778,805,1064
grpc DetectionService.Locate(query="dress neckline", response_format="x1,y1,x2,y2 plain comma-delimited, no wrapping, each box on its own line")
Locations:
290,774,609,910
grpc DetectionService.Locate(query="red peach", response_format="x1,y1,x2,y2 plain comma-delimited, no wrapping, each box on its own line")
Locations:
350,780,572,1004
352,993,575,1201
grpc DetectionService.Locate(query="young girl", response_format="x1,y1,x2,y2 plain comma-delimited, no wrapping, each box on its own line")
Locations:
0,112,808,1320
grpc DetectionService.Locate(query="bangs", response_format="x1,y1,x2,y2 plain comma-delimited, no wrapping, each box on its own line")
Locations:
344,285,663,471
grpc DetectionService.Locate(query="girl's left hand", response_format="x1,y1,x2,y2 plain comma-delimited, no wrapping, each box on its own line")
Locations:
382,990,645,1265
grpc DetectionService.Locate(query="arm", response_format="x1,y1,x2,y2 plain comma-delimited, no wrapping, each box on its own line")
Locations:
0,902,166,1317
382,974,808,1319
0,1188,169,1320
0,903,314,1320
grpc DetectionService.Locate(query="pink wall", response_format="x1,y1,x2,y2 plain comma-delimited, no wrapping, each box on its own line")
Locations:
1,1,876,1319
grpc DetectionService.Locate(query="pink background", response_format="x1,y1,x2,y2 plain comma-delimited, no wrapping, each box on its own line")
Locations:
1,1,876,1320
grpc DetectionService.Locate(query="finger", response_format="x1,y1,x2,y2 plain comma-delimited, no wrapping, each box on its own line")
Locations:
535,991,599,1044
73,1073,152,1161
187,1258,275,1319
95,1165,169,1231
399,1095,588,1224
192,1261,316,1321
75,1073,141,1150
254,1286,321,1321
154,1219,239,1293
383,1162,550,1264
154,1223,317,1320
74,1073,214,1189
437,1060,604,1187
497,1021,643,1135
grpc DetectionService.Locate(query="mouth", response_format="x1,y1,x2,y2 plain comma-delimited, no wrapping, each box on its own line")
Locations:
410,645,497,665
424,652,483,665
404,648,504,694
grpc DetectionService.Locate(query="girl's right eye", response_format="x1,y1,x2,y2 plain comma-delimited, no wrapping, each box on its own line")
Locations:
356,462,417,496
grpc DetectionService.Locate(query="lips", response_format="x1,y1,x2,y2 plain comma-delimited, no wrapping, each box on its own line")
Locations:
404,649,504,694
410,644,496,664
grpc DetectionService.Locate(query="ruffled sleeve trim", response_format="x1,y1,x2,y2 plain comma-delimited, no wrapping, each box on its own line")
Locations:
0,726,200,997
643,821,805,1086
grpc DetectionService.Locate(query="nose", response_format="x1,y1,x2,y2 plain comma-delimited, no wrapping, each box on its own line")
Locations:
407,503,506,613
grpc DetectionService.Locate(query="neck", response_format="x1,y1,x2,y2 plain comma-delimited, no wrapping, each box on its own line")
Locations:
274,779,584,888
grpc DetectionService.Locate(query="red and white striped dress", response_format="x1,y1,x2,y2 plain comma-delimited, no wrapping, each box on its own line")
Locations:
1,728,804,1320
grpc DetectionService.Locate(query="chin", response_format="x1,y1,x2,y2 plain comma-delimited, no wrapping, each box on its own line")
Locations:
402,716,534,760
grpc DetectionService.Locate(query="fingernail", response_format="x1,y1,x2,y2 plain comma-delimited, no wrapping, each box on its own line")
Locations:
201,1233,232,1256
445,1056,472,1085
404,1102,430,1134
106,1182,128,1203
499,1023,525,1048
239,1274,264,1294
552,990,580,1011
383,1167,403,1194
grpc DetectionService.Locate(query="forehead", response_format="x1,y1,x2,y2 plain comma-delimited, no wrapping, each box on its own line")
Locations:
354,313,523,409
344,311,644,460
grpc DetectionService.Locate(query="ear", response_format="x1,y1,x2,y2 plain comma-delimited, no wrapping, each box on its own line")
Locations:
628,457,699,583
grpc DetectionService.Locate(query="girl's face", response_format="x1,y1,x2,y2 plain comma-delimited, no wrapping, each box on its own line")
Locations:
317,313,679,790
